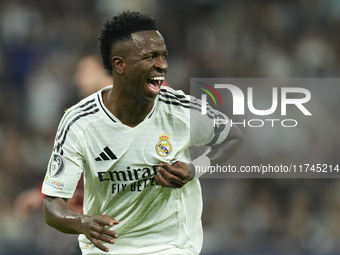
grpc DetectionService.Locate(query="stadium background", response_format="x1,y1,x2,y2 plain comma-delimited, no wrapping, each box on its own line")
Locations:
0,0,340,254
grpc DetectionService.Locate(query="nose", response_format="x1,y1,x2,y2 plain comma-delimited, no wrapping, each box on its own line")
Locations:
154,57,168,73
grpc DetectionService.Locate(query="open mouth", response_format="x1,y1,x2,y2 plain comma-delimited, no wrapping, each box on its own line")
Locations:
147,76,164,95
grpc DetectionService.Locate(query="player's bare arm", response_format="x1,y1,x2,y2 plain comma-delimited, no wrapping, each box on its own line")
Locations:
43,195,119,253
207,124,243,166
157,125,243,188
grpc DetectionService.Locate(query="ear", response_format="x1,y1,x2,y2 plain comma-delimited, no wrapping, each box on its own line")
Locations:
112,56,124,74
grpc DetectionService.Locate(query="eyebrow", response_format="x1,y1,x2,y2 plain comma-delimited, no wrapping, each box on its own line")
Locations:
146,50,168,55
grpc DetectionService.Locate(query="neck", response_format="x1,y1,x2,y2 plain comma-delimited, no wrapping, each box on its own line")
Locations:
103,88,154,127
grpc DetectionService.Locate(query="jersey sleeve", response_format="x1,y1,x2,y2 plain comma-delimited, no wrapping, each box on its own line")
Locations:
42,111,85,199
189,95,230,147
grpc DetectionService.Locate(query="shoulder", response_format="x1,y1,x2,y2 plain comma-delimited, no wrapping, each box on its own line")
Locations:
68,92,98,111
156,86,192,129
59,93,102,133
158,86,191,112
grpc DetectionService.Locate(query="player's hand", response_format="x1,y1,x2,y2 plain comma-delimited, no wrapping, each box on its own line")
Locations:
156,161,192,188
80,214,119,252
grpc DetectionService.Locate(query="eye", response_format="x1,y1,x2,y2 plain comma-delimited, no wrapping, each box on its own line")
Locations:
144,55,155,60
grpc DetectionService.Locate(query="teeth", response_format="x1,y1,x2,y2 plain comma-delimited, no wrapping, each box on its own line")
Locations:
149,77,164,81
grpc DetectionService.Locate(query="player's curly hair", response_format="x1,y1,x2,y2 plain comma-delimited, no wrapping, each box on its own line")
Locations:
98,11,158,72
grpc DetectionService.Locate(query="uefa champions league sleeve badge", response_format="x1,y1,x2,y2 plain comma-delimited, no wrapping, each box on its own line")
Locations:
156,133,172,157
48,153,66,177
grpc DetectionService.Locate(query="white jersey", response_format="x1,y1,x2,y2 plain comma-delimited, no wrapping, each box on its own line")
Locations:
42,86,230,255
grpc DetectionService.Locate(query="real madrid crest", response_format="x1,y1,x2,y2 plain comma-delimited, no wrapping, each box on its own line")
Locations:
156,133,172,157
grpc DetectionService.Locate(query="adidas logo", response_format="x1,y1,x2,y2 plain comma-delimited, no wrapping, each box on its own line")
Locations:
95,146,117,161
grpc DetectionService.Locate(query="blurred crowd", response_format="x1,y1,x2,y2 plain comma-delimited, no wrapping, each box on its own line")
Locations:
0,0,340,254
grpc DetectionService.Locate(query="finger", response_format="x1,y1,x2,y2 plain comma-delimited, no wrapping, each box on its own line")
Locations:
90,222,119,239
89,236,111,253
90,228,118,243
94,215,119,227
159,162,187,180
155,172,182,188
101,227,119,239
158,166,186,186
101,214,120,226
155,172,173,188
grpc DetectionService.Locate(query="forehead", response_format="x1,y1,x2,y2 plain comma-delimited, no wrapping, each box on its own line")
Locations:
129,30,166,54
